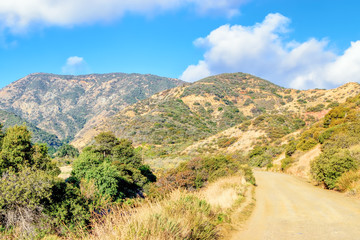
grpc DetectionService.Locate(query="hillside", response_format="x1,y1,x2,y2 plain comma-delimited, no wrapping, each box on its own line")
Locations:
72,73,285,148
0,109,62,148
0,73,185,141
274,93,360,185
72,73,360,153
183,82,360,157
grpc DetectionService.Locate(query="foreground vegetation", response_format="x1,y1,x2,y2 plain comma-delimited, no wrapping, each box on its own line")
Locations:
0,124,254,239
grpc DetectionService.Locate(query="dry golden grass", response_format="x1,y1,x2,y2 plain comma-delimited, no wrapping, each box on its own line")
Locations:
337,170,360,196
87,190,221,240
200,175,246,209
83,174,252,240
285,144,322,179
58,166,72,179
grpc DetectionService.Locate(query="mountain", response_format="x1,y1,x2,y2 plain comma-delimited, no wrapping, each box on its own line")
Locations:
0,109,62,148
72,73,360,150
0,73,186,141
182,81,360,156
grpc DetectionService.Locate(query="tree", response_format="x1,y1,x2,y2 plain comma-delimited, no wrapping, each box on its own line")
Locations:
71,132,156,201
33,143,60,176
0,124,4,150
56,144,79,159
94,132,119,157
0,125,33,173
0,168,54,235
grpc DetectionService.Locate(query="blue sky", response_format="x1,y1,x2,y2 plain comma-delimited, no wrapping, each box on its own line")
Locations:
1,0,360,89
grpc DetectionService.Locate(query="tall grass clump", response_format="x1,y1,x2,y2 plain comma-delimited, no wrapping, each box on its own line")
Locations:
336,170,360,192
89,190,222,240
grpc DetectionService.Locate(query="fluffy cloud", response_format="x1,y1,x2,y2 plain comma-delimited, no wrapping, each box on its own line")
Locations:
62,56,89,75
0,0,247,33
180,13,360,89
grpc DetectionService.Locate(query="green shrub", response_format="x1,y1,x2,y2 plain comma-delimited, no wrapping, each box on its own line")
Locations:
285,141,297,157
307,104,325,112
72,132,156,201
46,181,92,233
249,146,283,167
327,101,339,109
56,144,79,159
311,150,357,189
318,127,336,144
157,155,242,192
217,137,238,148
323,106,349,128
0,168,55,236
296,138,318,151
241,165,256,185
281,157,294,171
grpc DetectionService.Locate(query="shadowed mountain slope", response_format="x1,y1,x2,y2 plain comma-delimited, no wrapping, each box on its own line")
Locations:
0,109,62,148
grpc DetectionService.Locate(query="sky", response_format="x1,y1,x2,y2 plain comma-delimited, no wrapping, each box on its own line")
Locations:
1,0,360,90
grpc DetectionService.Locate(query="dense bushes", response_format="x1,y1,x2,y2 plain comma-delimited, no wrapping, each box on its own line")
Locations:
0,125,62,237
156,155,255,194
55,144,79,159
281,157,294,171
72,132,156,201
0,126,157,238
306,104,325,112
250,114,305,141
248,145,283,168
0,123,255,239
311,150,357,189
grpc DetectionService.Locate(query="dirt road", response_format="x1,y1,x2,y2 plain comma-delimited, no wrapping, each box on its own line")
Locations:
233,171,360,240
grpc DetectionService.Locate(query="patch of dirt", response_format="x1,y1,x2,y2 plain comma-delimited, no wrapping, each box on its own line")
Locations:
59,165,72,179
286,144,322,180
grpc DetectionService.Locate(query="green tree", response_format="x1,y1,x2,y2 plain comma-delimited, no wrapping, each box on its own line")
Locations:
0,125,33,173
0,124,4,150
46,181,91,233
56,144,79,158
0,168,55,235
94,132,119,157
33,143,60,176
71,132,156,201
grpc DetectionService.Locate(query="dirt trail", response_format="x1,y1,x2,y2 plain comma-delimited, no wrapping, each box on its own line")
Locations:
232,171,360,240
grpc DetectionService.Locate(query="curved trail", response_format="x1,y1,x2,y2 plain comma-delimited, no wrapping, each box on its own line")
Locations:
233,171,360,240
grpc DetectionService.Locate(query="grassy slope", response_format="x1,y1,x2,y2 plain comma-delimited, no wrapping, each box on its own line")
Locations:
269,94,360,194
73,74,360,159
72,73,292,148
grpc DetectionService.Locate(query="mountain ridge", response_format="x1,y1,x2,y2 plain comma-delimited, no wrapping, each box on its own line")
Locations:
0,72,186,141
72,73,360,150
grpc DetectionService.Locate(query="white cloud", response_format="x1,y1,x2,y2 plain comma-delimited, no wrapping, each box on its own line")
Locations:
180,13,360,89
0,0,248,33
62,56,89,75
